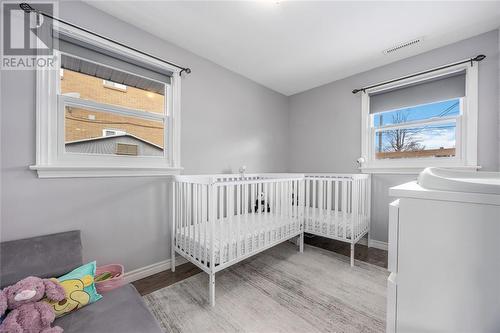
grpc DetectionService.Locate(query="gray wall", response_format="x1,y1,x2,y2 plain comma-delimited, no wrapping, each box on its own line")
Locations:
288,30,499,242
0,1,289,271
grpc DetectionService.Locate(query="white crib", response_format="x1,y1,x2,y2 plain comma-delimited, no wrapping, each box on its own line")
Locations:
171,174,305,306
302,174,371,267
171,173,371,306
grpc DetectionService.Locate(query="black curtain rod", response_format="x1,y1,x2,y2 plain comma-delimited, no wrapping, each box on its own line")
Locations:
19,3,192,75
352,54,485,94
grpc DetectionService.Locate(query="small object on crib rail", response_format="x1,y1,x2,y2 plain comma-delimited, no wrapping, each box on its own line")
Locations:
239,165,247,177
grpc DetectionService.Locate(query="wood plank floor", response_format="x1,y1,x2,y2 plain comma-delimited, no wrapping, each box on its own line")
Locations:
133,235,388,296
304,234,388,268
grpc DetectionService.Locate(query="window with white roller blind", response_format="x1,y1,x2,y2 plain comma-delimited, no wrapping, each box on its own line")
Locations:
32,24,182,178
360,63,479,173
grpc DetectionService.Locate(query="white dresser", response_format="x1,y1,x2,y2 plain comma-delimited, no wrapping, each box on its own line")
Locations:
386,168,500,333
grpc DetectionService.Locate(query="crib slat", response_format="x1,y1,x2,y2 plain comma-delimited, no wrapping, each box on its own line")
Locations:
198,184,202,260
189,184,193,256
228,185,232,262
174,182,178,250
182,183,186,253
312,179,316,233
203,185,208,267
334,180,339,237
342,180,347,240
209,185,216,270
199,185,203,261
295,180,299,233
180,183,185,253
260,182,263,215
305,179,310,231
236,185,241,259
218,186,223,265
263,182,268,247
274,182,278,242
193,184,198,259
352,179,358,241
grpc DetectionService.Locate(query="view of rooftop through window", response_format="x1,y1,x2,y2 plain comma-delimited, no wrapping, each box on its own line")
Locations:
373,99,460,160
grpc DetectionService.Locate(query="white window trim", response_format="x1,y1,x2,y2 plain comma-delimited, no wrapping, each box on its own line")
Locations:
30,23,182,178
359,63,480,174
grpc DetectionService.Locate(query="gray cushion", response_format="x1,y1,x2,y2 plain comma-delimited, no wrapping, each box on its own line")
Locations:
55,284,163,333
0,231,83,288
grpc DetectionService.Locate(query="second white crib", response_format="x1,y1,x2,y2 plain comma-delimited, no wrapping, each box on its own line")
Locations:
302,174,371,266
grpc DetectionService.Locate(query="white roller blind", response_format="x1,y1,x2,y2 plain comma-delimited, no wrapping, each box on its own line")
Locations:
369,70,466,114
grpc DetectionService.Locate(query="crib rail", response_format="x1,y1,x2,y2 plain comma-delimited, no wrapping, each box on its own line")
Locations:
174,173,305,184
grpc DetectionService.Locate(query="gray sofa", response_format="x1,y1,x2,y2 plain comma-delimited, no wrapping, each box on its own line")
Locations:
0,231,163,333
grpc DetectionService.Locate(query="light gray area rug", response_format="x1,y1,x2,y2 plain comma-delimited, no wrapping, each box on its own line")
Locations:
144,243,388,333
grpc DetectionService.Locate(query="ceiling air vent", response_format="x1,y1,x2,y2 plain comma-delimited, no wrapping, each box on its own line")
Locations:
383,37,423,55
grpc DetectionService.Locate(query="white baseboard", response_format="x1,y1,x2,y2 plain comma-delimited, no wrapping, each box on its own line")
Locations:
358,238,388,251
124,256,187,284
369,239,388,251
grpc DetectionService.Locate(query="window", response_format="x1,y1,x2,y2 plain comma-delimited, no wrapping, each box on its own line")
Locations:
360,64,478,173
102,80,127,92
374,99,460,160
31,24,182,178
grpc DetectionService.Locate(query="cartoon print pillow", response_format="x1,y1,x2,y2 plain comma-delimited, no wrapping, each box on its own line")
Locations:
44,261,102,318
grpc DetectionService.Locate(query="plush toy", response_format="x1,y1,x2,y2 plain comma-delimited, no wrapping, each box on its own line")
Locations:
0,276,65,333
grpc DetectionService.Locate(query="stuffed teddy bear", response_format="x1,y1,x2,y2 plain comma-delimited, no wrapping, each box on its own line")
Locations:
0,276,66,333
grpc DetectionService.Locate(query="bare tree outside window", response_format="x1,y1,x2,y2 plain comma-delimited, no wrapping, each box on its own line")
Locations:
379,111,425,153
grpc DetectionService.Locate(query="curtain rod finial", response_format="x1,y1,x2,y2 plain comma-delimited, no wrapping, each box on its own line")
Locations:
19,3,34,13
352,88,365,94
474,54,486,62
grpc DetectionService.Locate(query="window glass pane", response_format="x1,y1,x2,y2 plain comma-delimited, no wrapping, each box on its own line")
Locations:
375,122,456,159
60,56,165,115
65,106,164,157
373,99,460,128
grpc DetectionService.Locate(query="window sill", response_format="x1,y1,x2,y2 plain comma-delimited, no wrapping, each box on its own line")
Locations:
359,165,481,175
29,165,183,178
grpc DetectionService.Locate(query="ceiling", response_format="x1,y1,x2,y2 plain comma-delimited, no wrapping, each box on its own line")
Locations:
86,1,500,96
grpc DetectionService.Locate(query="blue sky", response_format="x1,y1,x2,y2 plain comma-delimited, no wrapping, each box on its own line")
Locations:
374,99,459,152
373,99,460,127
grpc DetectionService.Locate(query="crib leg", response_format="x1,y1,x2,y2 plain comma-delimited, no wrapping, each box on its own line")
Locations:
209,272,215,307
350,243,355,267
171,246,176,272
299,233,304,253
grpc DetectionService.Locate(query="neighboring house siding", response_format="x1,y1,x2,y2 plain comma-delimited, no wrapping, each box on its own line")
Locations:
61,70,165,147
66,135,164,156
65,106,164,147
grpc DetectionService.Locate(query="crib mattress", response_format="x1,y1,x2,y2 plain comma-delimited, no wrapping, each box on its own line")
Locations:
303,207,368,240
176,213,300,266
